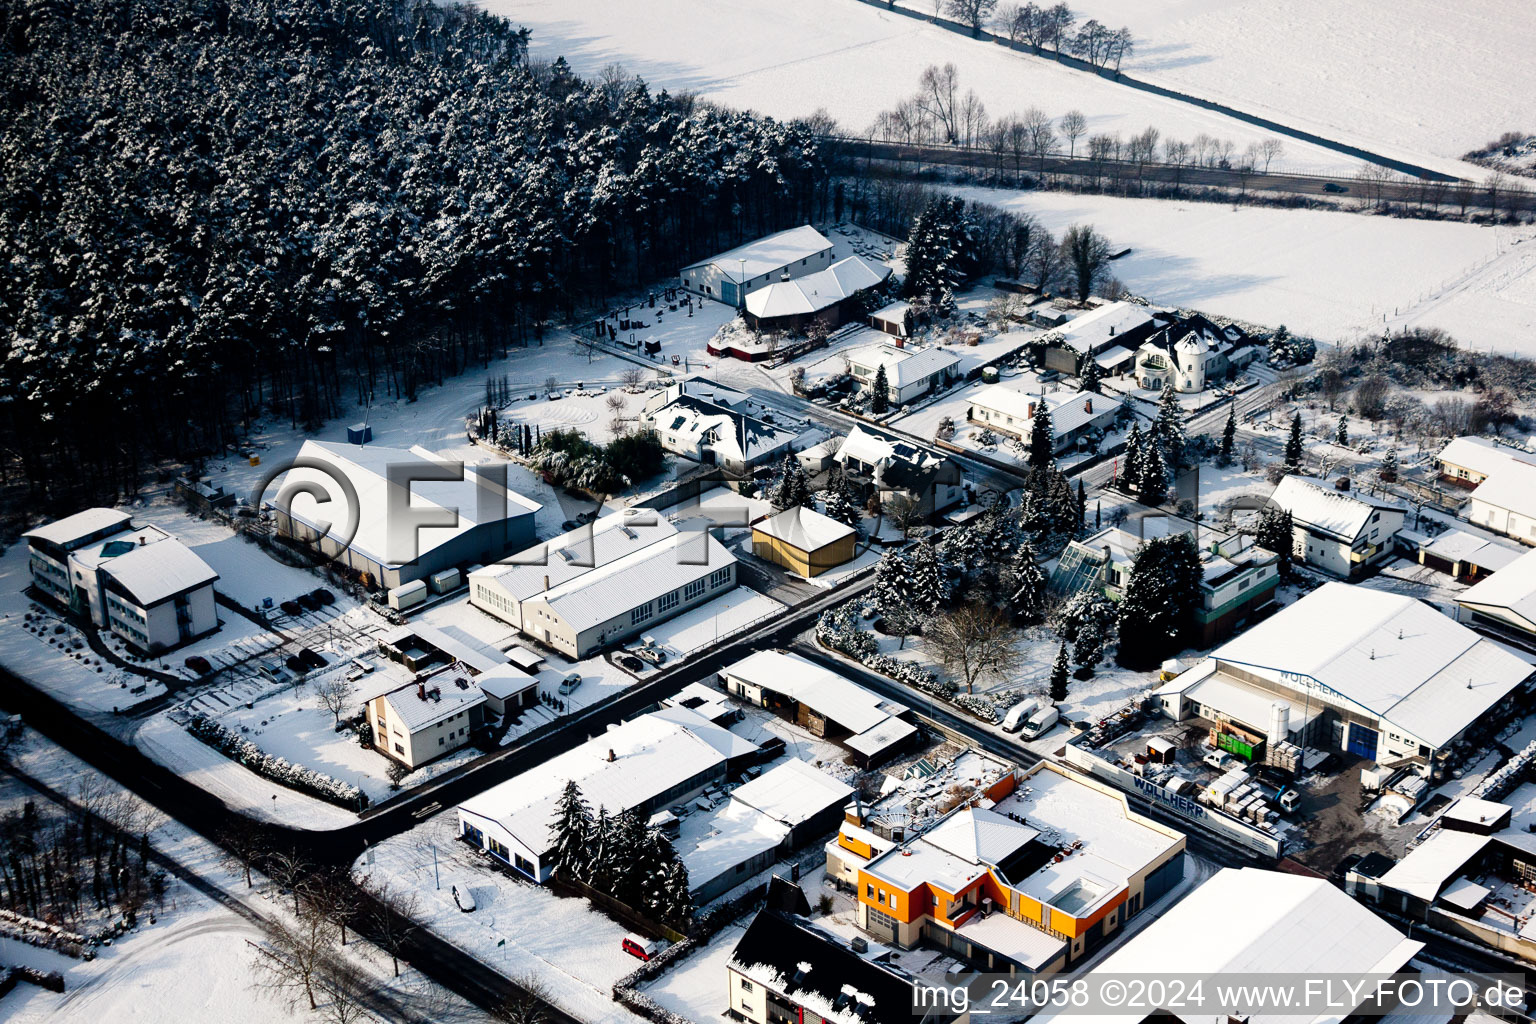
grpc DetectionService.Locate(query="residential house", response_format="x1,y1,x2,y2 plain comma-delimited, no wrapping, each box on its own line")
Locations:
1468,460,1536,546
751,506,858,578
679,226,834,308
1433,436,1536,488
467,508,738,659
1133,312,1261,393
639,380,796,474
367,674,486,770
1050,510,1279,646
1156,583,1533,776
721,650,917,767
24,508,220,652
1456,546,1536,649
1037,301,1159,375
456,705,759,881
1268,475,1405,577
868,300,914,339
845,342,961,406
967,385,1122,452
844,762,1186,974
269,440,541,590
742,255,891,335
834,425,965,519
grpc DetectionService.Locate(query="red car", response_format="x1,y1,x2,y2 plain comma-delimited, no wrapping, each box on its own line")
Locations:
621,935,661,961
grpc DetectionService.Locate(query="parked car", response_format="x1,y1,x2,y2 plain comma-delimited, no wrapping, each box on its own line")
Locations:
1323,182,1348,193
633,646,665,666
311,588,336,607
558,673,582,696
279,600,303,617
621,934,661,961
1019,705,1060,740
1001,698,1040,734
298,647,327,670
297,592,321,611
184,655,213,675
452,884,476,912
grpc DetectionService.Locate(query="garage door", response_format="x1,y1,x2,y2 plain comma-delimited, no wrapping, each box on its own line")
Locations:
1347,723,1379,761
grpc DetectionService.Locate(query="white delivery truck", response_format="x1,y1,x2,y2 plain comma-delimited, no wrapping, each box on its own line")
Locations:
1001,698,1041,734
1019,705,1060,740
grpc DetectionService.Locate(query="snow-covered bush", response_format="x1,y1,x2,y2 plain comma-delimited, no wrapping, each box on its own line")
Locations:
187,714,367,809
818,606,952,699
952,695,1001,723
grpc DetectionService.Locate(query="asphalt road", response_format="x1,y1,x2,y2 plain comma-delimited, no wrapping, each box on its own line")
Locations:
829,138,1535,212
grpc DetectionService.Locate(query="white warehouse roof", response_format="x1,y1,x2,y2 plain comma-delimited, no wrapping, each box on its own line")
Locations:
277,441,541,568
1459,546,1536,628
470,509,676,603
1034,868,1421,1024
744,255,889,319
728,758,853,827
682,225,833,283
1376,828,1493,902
722,650,908,736
1211,583,1532,748
535,528,737,633
23,507,132,549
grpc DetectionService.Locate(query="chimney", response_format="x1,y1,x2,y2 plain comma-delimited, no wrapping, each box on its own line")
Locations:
1109,324,1116,336
1084,398,1092,413
607,749,617,762
544,574,550,592
417,681,426,701
139,535,146,545
1027,401,1036,417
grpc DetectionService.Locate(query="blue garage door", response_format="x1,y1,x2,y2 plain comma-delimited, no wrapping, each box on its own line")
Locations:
1347,723,1379,761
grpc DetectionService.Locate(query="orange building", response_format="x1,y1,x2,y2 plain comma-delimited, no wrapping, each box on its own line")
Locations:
836,762,1186,976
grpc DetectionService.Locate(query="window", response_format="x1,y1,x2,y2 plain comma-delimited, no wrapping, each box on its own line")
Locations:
439,737,445,746
394,743,404,754
684,579,706,600
709,566,732,589
631,602,653,625
658,589,680,613
866,883,875,899
878,890,885,905
740,979,754,993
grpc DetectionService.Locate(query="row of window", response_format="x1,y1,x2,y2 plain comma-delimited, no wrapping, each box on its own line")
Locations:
865,881,901,912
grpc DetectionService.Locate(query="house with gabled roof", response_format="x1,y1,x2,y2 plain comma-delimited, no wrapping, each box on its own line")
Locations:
639,378,795,474
1268,474,1405,577
834,425,964,519
742,254,891,334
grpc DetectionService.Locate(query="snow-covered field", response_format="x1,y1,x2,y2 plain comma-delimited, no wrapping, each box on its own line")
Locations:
488,0,1356,175
950,187,1536,355
1049,0,1535,174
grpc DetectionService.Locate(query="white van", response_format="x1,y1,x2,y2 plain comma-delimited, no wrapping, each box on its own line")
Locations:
1001,698,1041,734
1019,705,1060,739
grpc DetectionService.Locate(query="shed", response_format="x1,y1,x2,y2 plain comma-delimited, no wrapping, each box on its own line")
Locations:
751,505,858,578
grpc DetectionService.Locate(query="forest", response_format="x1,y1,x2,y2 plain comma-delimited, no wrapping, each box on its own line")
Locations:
0,0,830,514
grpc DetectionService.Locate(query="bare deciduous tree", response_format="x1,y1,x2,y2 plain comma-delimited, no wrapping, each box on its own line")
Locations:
1058,109,1086,158
314,675,354,726
925,603,1020,693
219,820,269,889
359,876,421,977
249,906,333,1011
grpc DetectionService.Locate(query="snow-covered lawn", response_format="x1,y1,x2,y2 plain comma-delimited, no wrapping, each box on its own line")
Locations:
355,811,648,1024
491,0,1354,174
950,187,1536,357
1033,0,1535,175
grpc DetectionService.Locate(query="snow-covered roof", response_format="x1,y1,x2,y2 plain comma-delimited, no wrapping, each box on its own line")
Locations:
380,623,507,675
1033,868,1421,1024
649,393,794,464
955,911,1068,971
469,509,677,603
1471,459,1536,516
1176,671,1322,735
721,651,907,735
924,806,1039,865
1268,475,1404,541
729,911,917,1024
23,507,132,550
100,538,219,606
1459,547,1536,628
845,343,960,389
753,505,855,552
1093,344,1134,368
835,424,947,473
1377,828,1492,901
276,440,541,568
1044,301,1157,354
1435,436,1536,476
458,705,754,857
744,255,889,319
969,385,1121,436
1442,796,1512,830
476,665,539,701
532,529,738,633
683,225,833,282
842,716,918,758
868,300,911,324
1421,529,1524,571
1210,583,1533,748
729,759,853,828
380,673,486,732
679,799,789,892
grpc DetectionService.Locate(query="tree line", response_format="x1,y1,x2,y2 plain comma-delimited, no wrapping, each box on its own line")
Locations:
0,0,830,515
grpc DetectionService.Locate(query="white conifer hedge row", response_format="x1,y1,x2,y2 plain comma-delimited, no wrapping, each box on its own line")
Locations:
187,714,366,809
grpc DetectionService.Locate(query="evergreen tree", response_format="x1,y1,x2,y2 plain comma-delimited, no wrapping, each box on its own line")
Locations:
1255,506,1295,578
902,194,980,299
1121,423,1146,492
1007,541,1047,624
873,551,920,642
870,364,891,414
1049,643,1070,703
1027,399,1056,471
1080,356,1103,394
1074,479,1087,534
823,480,861,529
1335,415,1349,447
1218,405,1236,466
1153,382,1186,469
548,781,593,880
908,542,947,614
1138,440,1168,502
1284,412,1305,472
586,807,614,890
1380,446,1399,483
1073,622,1105,678
771,453,812,510
607,810,646,904
661,859,694,929
1116,534,1203,669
